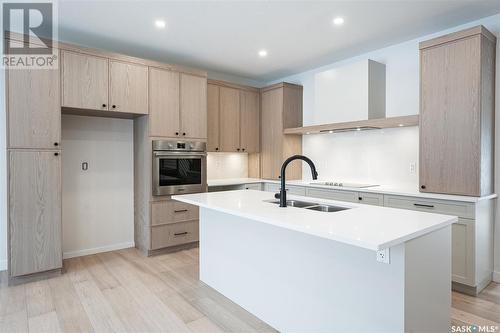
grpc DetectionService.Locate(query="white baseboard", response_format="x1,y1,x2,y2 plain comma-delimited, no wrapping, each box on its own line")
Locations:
63,241,135,259
0,259,7,272
494,271,500,283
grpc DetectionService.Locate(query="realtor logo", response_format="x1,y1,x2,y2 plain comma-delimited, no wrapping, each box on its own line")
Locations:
2,1,58,69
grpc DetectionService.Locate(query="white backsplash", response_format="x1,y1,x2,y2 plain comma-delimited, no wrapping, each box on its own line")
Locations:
207,152,248,179
302,126,419,188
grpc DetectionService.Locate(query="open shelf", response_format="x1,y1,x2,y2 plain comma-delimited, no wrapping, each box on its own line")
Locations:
283,115,419,135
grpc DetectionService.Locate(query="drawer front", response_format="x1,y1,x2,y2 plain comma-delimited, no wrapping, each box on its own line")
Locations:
383,195,474,219
151,200,199,226
357,192,384,206
243,183,262,191
263,183,306,196
451,218,475,285
306,188,358,203
151,221,199,250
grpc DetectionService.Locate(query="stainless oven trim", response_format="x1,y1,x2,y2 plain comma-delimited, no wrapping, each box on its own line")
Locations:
152,152,207,196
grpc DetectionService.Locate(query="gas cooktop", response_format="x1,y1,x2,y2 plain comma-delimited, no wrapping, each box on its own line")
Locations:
311,182,380,189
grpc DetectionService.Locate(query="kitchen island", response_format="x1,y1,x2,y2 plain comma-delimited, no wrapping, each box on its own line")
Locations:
173,190,458,333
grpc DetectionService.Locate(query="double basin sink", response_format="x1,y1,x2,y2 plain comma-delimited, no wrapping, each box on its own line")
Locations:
265,199,350,212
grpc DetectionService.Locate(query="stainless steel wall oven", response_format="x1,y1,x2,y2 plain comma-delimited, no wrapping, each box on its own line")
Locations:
152,140,207,196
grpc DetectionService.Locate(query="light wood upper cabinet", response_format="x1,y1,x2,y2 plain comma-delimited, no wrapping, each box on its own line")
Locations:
149,68,180,137
7,54,60,149
62,51,109,110
219,87,240,152
9,150,62,277
109,60,148,114
260,83,302,180
180,74,207,139
207,84,220,151
419,26,495,196
207,81,260,153
240,90,260,153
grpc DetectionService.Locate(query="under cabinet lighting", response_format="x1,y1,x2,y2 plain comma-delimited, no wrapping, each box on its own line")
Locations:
398,124,404,127
258,49,268,58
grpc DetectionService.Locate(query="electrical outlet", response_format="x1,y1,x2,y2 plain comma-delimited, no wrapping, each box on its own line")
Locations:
409,162,416,175
376,248,390,264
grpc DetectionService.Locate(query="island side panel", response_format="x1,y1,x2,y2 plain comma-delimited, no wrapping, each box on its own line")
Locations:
404,226,452,333
199,207,406,332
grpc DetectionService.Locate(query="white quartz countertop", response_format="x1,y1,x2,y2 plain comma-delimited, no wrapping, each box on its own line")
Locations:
173,190,457,251
207,178,497,203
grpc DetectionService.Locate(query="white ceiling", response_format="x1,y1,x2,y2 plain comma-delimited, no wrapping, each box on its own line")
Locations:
55,0,500,83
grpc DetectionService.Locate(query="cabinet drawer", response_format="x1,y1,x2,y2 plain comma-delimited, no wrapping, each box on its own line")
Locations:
305,188,358,203
151,221,199,250
151,200,199,226
383,195,474,219
357,192,384,206
244,183,262,191
263,183,306,196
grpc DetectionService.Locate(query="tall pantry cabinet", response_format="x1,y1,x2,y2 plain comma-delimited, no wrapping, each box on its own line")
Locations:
419,26,496,196
6,41,62,277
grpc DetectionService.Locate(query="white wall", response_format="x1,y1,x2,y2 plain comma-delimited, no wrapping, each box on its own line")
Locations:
61,115,134,258
271,13,500,281
207,153,248,180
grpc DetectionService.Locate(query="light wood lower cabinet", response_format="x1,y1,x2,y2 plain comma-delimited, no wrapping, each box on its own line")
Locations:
7,55,61,149
151,221,199,250
151,200,199,226
9,150,62,277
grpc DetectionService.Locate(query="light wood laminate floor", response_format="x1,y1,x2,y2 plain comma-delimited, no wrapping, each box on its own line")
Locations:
0,247,499,333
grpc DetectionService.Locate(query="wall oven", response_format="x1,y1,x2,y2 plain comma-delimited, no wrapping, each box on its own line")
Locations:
152,140,207,196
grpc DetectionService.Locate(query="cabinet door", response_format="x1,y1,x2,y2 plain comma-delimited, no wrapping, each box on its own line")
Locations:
305,188,359,203
261,88,283,179
7,53,60,149
109,61,148,114
207,84,220,151
149,68,180,137
240,90,260,153
451,218,474,285
180,74,207,139
420,36,481,196
219,87,240,152
61,51,108,110
9,150,62,277
357,192,383,206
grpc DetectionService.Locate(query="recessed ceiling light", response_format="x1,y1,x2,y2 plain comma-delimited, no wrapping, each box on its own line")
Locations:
155,19,166,29
332,17,344,26
258,49,268,58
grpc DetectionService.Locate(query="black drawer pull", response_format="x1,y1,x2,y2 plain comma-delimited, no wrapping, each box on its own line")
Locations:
174,209,188,213
174,232,188,236
414,203,434,208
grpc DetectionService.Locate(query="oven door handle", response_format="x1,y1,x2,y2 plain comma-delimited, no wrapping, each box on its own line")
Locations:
153,152,207,157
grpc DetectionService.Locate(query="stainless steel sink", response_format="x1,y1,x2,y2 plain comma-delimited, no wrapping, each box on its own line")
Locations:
264,199,351,212
306,205,350,212
264,199,318,208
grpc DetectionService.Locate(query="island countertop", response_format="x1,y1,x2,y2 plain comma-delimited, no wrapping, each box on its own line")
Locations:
173,190,457,251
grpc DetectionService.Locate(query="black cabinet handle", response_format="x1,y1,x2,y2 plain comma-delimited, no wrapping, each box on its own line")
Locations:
102,103,107,108
112,105,116,109
237,148,240,151
174,232,188,236
175,132,179,136
54,152,59,156
182,133,186,136
54,142,59,146
413,203,434,208
215,147,219,151
242,148,245,152
420,185,426,189
174,209,188,213
358,197,362,201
